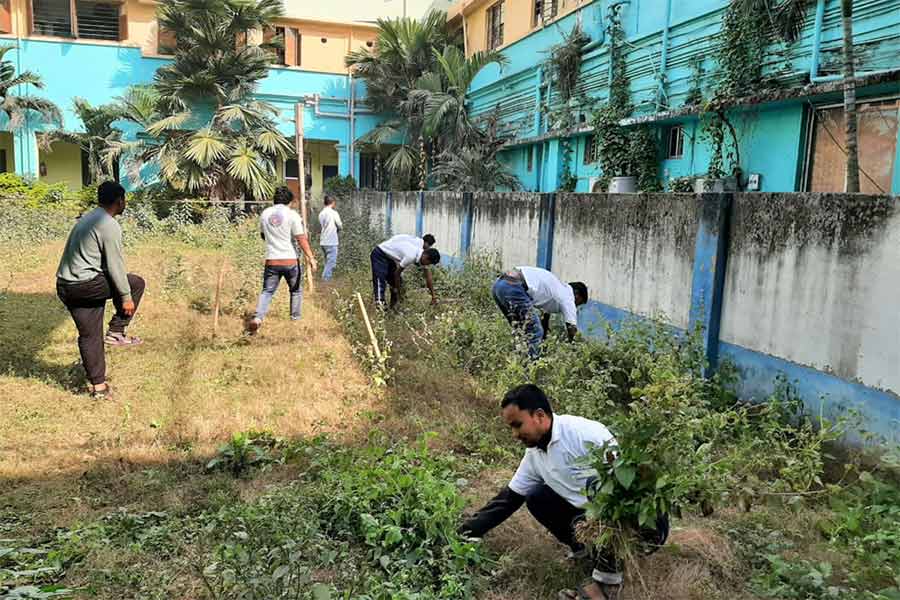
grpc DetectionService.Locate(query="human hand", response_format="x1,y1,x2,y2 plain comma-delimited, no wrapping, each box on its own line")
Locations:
308,258,318,272
122,300,136,317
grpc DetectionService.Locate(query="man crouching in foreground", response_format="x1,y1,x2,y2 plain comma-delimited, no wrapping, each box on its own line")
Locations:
458,384,669,600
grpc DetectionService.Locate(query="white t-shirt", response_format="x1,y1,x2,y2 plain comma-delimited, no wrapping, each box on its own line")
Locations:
318,206,343,246
260,204,306,260
518,266,579,326
508,414,617,508
378,235,423,269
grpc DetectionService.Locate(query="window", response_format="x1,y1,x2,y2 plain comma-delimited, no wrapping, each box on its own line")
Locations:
31,0,124,41
583,134,598,165
533,0,558,26
293,28,301,66
487,1,504,50
272,26,286,64
285,158,299,179
360,153,377,189
526,146,533,172
0,0,13,33
807,97,898,194
158,25,176,54
666,125,684,159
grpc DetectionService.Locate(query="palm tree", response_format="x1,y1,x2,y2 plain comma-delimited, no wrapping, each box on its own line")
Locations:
430,112,520,191
417,46,506,150
840,0,859,192
46,98,122,183
0,45,61,131
348,11,456,188
116,0,292,203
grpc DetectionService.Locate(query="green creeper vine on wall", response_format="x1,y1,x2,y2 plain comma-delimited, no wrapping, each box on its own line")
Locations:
591,5,661,192
701,0,771,181
543,23,590,192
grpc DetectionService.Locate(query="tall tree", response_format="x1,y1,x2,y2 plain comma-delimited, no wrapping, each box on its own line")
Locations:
841,0,859,192
116,0,292,202
347,12,454,188
0,45,61,131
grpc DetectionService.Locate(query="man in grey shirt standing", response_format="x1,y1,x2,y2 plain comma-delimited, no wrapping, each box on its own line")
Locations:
56,181,145,399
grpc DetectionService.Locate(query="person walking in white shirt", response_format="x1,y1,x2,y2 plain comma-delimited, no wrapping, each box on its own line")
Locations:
370,233,440,308
492,266,588,357
318,195,343,281
459,384,669,600
247,187,318,333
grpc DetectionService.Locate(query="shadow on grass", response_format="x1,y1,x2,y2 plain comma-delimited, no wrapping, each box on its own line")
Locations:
0,290,82,390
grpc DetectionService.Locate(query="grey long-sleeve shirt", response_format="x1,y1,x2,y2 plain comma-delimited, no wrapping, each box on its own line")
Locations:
56,207,132,301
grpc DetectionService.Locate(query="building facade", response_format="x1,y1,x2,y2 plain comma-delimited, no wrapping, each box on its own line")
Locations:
449,0,900,194
0,0,398,196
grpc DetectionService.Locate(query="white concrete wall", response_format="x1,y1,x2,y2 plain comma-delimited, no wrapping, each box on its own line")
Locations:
470,192,540,268
391,191,419,237
553,193,698,328
422,192,464,257
721,194,900,394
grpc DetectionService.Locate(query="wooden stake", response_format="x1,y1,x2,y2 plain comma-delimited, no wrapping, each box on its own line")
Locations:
295,102,315,293
356,292,382,360
212,258,226,337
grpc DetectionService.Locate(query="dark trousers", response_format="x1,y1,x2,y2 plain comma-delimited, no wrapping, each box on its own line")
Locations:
526,484,669,584
57,273,146,385
370,247,397,306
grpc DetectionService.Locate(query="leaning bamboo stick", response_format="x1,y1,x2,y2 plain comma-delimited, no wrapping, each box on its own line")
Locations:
356,292,382,360
212,258,227,337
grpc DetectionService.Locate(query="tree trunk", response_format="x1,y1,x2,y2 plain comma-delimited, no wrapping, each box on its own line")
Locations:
841,0,860,193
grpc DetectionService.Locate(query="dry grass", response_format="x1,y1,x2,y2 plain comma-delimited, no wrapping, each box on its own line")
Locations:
0,239,379,531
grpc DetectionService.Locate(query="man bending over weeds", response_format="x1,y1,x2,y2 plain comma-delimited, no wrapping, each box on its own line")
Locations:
492,266,588,357
370,233,440,308
459,384,669,600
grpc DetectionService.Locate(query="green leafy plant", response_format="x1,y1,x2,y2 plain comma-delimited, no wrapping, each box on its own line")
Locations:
206,431,281,477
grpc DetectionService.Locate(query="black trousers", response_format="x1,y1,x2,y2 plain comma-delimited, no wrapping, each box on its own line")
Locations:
526,484,669,582
57,273,146,385
370,247,398,306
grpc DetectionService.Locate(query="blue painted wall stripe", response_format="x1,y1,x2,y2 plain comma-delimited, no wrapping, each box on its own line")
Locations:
688,193,732,373
415,191,424,238
536,193,556,269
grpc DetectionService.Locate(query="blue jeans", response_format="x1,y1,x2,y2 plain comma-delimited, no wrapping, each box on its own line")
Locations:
255,264,303,321
492,278,543,357
321,245,338,280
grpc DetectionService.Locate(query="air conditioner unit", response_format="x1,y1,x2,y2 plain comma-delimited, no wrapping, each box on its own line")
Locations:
588,177,605,193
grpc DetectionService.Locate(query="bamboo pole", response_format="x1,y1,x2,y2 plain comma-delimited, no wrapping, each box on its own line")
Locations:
295,102,315,293
356,292,382,360
212,259,226,337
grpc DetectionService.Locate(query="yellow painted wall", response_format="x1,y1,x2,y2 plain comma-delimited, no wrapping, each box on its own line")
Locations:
0,132,14,173
278,141,339,198
40,141,82,189
5,0,377,72
456,0,589,56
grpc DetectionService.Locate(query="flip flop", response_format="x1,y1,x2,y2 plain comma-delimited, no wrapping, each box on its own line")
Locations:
558,580,615,600
91,384,113,400
105,333,143,347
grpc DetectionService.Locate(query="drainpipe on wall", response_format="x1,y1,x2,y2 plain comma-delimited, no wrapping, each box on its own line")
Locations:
349,72,355,179
534,65,543,137
656,0,673,111
808,0,893,83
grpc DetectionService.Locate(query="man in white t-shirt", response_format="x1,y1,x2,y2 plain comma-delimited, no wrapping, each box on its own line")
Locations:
459,384,669,600
492,266,588,357
370,233,440,308
247,187,318,333
318,195,343,281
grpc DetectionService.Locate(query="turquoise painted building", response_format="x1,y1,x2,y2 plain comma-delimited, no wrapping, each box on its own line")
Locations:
457,0,900,194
